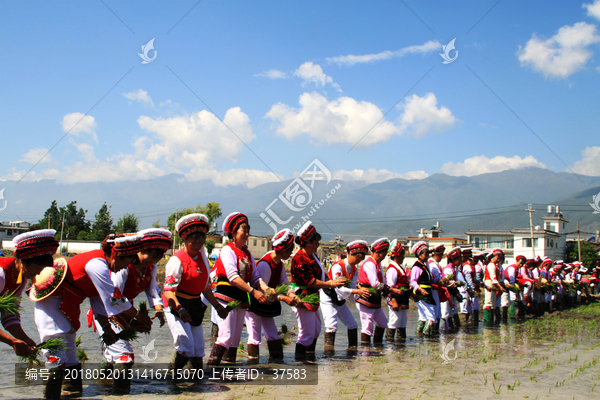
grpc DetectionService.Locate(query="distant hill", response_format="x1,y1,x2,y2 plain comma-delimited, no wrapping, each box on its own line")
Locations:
1,167,599,241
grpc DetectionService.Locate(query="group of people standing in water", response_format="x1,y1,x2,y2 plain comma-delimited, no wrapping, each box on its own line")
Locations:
1,212,597,400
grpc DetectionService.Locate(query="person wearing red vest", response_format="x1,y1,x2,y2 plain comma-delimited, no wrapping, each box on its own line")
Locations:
290,221,345,359
386,239,410,341
89,228,172,392
427,244,445,333
504,255,525,319
208,212,269,366
30,234,151,399
1,230,57,358
357,238,389,345
441,247,461,330
320,240,369,351
164,214,228,373
483,248,505,325
244,228,297,361
411,241,436,336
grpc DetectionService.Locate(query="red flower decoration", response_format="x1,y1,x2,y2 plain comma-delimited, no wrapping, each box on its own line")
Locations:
112,288,124,300
48,356,58,364
165,276,176,285
119,354,133,362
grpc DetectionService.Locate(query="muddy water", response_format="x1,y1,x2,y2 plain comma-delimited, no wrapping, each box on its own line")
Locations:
2,299,600,399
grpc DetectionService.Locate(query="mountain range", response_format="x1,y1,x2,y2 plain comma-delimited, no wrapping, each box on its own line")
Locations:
1,167,599,241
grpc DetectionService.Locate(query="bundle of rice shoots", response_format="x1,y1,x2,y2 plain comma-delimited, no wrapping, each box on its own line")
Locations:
298,293,320,304
226,300,242,311
75,336,89,361
0,291,21,315
138,301,149,316
20,338,66,366
507,284,520,293
115,327,140,342
275,284,290,295
344,279,352,288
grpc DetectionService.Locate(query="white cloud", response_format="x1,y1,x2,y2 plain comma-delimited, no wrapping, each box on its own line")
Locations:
185,168,281,188
331,168,428,183
517,21,600,79
19,148,52,164
572,146,600,175
255,70,289,79
584,0,600,21
441,155,547,176
266,92,455,147
266,92,399,147
327,40,442,66
137,107,255,169
123,89,154,108
294,62,342,92
61,112,98,142
398,93,456,138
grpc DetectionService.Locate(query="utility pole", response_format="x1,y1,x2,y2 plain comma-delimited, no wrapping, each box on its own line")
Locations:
527,204,535,258
172,208,178,255
577,221,582,262
59,212,65,254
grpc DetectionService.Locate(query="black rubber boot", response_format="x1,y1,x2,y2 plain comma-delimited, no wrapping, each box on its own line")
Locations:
453,314,461,328
373,326,385,345
502,306,508,322
207,344,227,366
473,309,480,324
62,363,83,395
247,344,259,364
112,363,133,395
306,338,317,353
43,368,63,400
361,332,371,345
494,307,501,324
222,347,238,364
295,343,307,360
267,339,284,361
347,328,358,348
324,332,335,351
190,357,203,369
385,328,396,342
396,327,406,341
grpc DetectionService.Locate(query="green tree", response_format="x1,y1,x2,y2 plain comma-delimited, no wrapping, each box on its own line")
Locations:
166,202,223,246
566,241,599,268
91,203,113,241
60,201,90,240
115,213,141,234
30,200,62,233
205,239,216,255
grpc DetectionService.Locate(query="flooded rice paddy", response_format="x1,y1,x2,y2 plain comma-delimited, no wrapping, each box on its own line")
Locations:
1,298,599,399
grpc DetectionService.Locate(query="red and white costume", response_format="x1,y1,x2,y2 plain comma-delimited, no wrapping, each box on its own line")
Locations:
321,256,360,333
245,250,290,345
484,251,502,310
386,260,409,328
356,238,389,336
213,242,262,349
35,244,134,368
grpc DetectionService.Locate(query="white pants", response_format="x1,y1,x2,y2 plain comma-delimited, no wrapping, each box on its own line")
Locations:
244,311,280,345
484,282,497,309
458,288,472,314
440,301,453,319
471,295,480,311
416,300,436,322
165,307,206,358
93,315,134,364
292,306,321,346
356,303,387,335
215,299,245,349
500,292,510,308
320,301,358,333
387,305,407,328
34,296,78,368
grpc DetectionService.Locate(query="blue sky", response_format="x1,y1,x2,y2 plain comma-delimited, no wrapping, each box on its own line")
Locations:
1,0,599,188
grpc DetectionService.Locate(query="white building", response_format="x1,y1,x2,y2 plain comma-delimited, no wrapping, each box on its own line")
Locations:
0,221,31,242
466,205,569,260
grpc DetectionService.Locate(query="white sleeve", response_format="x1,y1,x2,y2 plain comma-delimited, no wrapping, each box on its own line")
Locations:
111,268,128,293
364,260,383,289
0,268,5,293
386,267,398,286
221,246,241,281
256,260,272,284
145,265,164,307
85,258,132,316
164,256,183,292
